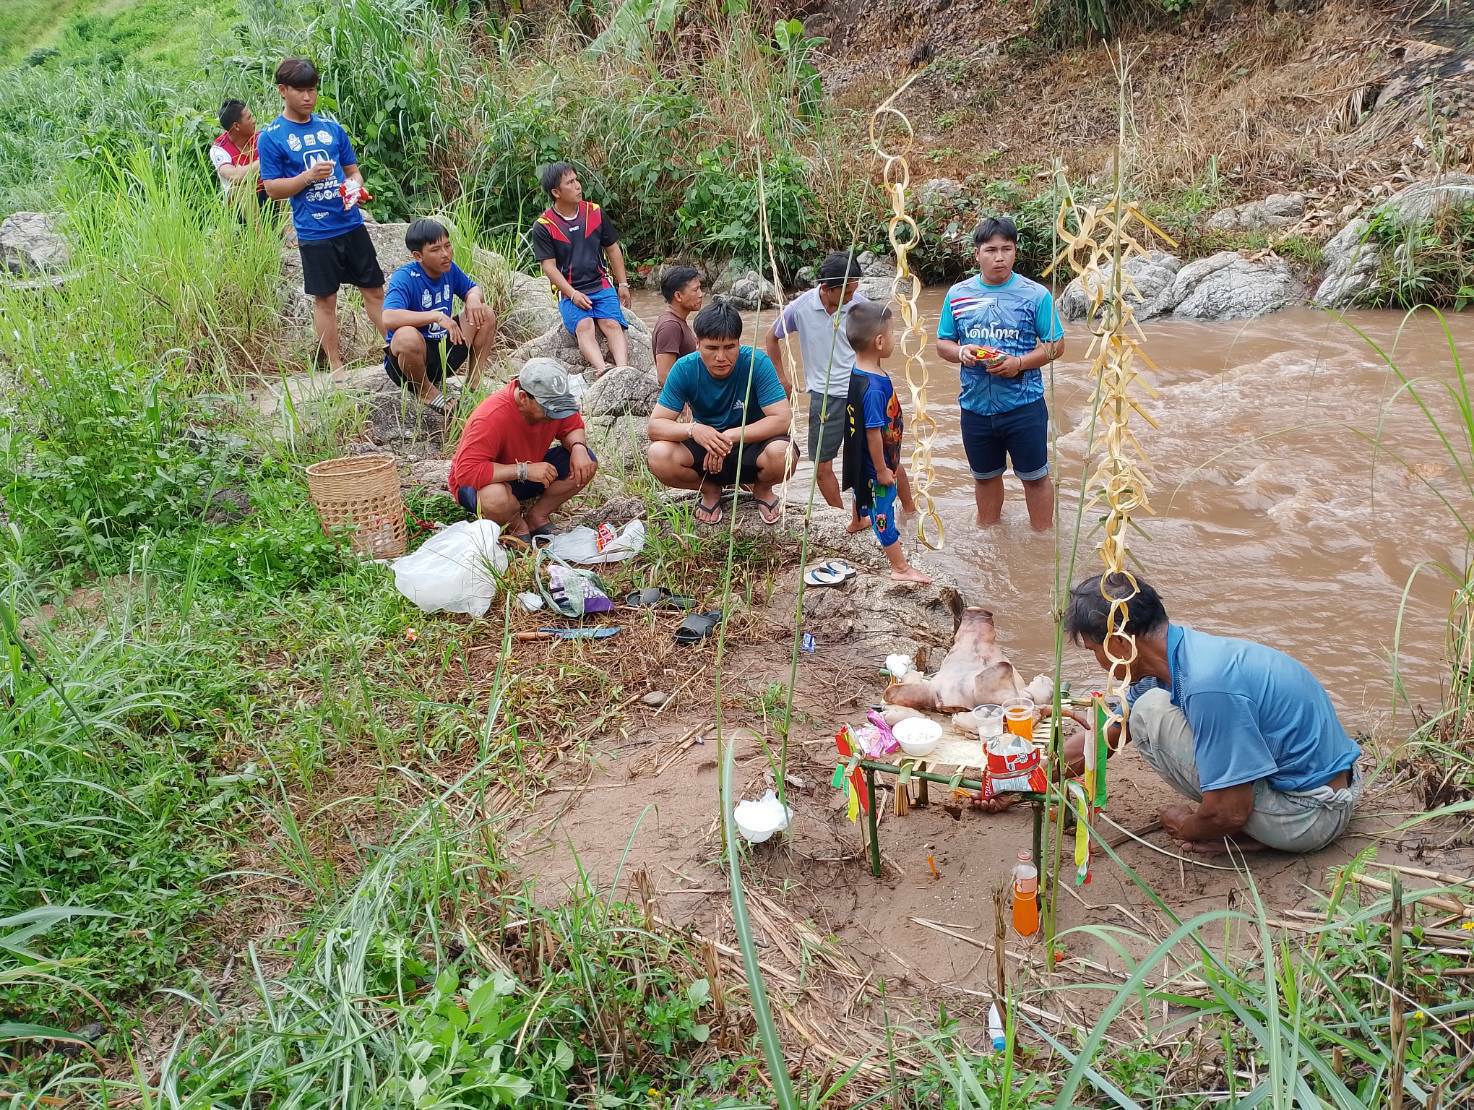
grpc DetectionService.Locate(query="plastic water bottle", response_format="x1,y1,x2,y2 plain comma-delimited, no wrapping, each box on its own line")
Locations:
987,1003,1006,1051
1011,850,1039,937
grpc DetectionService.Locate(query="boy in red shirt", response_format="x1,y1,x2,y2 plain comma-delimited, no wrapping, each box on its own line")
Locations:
448,360,598,542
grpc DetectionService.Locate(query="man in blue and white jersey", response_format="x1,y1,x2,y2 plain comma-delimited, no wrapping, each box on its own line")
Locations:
936,216,1065,531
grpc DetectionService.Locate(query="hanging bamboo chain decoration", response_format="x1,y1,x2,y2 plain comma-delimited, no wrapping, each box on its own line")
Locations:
1043,56,1176,761
870,82,943,550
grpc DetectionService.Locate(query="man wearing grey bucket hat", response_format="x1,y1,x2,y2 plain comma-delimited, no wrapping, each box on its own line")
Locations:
448,358,598,543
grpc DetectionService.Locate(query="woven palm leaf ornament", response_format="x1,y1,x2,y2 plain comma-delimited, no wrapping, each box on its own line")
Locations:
869,83,944,551
1044,185,1176,884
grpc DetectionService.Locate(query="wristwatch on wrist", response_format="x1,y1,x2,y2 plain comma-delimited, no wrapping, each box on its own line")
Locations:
517,462,528,481
617,281,630,288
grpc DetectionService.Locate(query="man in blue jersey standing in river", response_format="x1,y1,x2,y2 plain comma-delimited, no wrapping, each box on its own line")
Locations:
258,57,384,373
936,216,1064,532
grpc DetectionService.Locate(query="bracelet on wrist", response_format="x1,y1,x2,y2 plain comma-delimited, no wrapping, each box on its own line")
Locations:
517,462,528,481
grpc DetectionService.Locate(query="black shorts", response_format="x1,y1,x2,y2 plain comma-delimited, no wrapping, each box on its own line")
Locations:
684,436,790,487
299,224,385,297
384,322,469,388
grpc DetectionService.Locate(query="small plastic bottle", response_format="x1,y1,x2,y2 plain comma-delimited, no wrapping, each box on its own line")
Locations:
1011,850,1039,938
987,1003,1007,1051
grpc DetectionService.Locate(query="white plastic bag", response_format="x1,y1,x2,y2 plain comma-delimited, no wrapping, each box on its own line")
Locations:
391,519,509,616
544,519,646,564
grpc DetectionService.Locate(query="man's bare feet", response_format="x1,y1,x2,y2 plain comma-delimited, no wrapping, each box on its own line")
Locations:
846,516,869,534
891,565,932,585
1178,835,1268,856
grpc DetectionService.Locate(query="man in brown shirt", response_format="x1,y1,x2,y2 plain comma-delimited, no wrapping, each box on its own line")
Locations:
651,265,703,384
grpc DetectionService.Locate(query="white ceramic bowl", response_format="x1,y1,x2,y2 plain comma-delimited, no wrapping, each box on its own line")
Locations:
893,716,942,757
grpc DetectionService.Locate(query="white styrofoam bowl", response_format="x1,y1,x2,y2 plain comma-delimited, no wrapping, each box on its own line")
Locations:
734,794,792,843
893,716,942,757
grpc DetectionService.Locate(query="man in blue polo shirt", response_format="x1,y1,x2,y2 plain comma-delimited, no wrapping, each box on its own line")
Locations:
257,57,384,374
646,300,797,527
936,216,1064,532
1052,573,1362,855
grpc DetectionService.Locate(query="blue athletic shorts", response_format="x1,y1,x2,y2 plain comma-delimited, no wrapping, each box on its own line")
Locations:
959,398,1050,481
861,479,900,547
558,286,627,335
455,444,597,515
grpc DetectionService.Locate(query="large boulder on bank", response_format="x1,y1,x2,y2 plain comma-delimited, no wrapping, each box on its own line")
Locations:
1,211,69,275
1059,250,1182,322
1204,192,1306,233
1313,218,1377,308
362,219,412,273
1313,176,1474,308
1378,174,1474,225
506,310,654,375
728,270,780,310
497,269,560,345
583,365,660,417
1164,251,1303,320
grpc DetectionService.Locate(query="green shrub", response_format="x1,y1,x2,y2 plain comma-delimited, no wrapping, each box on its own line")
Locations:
675,146,818,274
1360,206,1474,310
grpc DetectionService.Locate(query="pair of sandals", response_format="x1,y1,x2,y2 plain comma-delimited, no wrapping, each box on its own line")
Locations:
694,486,781,527
803,560,858,588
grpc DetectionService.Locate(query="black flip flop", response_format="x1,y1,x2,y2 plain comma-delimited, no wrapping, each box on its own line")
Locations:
674,609,723,645
625,587,696,610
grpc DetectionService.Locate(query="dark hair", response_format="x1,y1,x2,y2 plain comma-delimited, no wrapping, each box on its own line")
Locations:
972,216,1019,247
219,98,247,131
274,57,319,89
405,218,450,254
660,265,702,303
539,161,576,197
1063,573,1168,646
692,299,743,342
817,249,860,287
845,300,893,351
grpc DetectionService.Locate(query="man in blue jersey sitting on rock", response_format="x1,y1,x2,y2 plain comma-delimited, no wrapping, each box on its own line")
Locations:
1046,573,1363,855
381,218,496,417
936,216,1065,532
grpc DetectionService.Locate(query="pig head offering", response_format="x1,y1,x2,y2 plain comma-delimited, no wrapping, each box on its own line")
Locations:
883,607,1027,713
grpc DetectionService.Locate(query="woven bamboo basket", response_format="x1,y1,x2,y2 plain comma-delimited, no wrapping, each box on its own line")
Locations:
305,453,407,558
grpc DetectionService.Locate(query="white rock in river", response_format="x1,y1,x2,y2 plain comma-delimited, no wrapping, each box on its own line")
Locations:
1164,251,1303,320
1058,250,1182,322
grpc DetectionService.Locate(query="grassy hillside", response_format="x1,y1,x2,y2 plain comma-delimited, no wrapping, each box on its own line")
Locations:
0,0,233,68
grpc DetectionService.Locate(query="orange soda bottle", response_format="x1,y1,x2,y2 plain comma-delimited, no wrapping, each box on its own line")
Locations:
1011,850,1039,937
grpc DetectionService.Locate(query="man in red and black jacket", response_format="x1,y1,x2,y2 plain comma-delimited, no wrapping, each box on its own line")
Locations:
529,162,632,378
209,99,268,206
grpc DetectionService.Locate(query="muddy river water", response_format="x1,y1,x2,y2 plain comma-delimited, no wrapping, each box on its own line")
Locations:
632,289,1472,735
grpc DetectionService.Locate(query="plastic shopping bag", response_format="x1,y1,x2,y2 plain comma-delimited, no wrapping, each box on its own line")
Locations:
544,519,646,565
392,519,509,616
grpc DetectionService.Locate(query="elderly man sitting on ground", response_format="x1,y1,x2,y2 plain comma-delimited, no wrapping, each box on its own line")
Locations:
447,359,597,544
1047,572,1362,855
645,299,797,526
